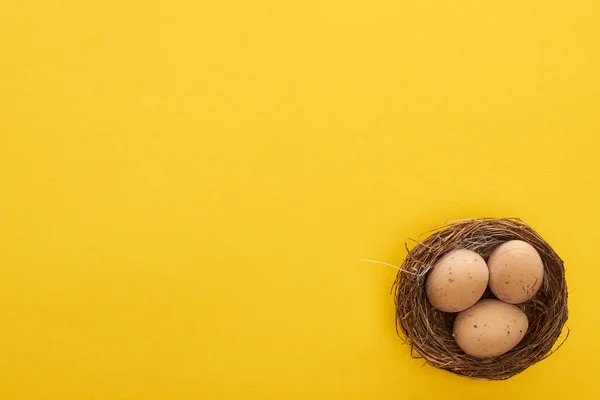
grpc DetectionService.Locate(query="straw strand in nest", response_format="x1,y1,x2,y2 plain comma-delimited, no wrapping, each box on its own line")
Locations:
393,218,568,380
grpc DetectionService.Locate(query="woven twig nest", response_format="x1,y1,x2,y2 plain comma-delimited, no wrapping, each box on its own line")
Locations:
393,218,568,380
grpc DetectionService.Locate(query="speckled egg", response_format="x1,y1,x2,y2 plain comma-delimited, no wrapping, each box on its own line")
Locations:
425,249,488,312
487,240,544,304
453,299,529,358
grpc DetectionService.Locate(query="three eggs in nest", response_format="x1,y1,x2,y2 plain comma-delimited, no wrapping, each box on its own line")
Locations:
426,240,544,358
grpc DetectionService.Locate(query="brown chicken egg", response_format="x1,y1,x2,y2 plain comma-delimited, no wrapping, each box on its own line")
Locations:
453,299,529,358
426,249,488,312
487,240,544,304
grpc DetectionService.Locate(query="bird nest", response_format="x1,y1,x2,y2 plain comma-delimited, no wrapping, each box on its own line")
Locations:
393,218,568,380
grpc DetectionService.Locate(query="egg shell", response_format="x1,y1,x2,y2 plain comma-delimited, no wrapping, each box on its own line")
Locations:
453,299,529,358
425,249,489,312
487,240,544,304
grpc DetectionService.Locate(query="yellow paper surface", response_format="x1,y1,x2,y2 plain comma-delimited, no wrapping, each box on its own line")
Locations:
1,1,599,398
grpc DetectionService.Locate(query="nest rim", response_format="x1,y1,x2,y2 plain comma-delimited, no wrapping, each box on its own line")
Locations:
393,218,569,380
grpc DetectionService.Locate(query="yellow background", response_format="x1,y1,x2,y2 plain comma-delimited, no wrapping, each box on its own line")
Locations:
1,1,599,399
